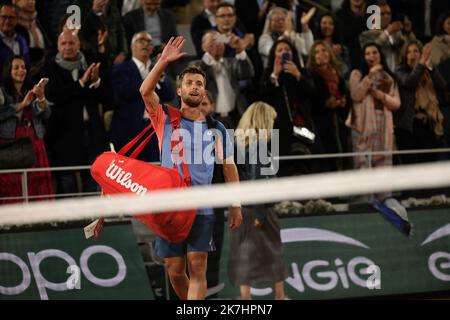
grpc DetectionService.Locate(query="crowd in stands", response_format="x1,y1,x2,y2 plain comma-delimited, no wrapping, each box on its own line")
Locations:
0,0,449,202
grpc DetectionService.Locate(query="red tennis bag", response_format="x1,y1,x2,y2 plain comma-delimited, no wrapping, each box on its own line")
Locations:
90,106,196,243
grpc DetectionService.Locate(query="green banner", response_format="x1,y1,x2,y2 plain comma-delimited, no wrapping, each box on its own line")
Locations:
219,209,450,299
0,223,153,300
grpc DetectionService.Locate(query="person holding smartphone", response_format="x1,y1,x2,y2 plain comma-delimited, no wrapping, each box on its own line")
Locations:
0,55,54,203
261,38,315,176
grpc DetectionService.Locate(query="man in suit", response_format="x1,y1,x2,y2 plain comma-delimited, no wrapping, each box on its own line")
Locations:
44,31,106,194
75,0,128,68
190,30,254,128
235,0,272,41
190,0,222,58
116,0,142,16
110,31,174,162
123,0,178,51
0,4,30,83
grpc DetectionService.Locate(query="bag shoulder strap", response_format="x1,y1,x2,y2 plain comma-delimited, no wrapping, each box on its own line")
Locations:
162,104,192,187
206,115,226,184
118,123,155,157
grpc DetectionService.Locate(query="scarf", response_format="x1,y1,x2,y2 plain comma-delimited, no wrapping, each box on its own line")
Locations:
317,65,340,99
55,52,88,81
415,70,444,137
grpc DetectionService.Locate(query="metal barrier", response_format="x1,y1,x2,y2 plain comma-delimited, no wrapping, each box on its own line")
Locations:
1,148,449,203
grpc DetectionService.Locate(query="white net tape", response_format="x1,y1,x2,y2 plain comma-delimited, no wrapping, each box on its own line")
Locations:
0,161,449,226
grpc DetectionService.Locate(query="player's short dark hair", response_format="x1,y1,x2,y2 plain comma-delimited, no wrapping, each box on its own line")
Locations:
177,66,206,87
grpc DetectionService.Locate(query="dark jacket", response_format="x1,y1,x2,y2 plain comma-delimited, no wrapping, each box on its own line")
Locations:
261,68,315,155
190,10,213,58
335,7,369,69
75,0,128,68
236,142,273,221
395,63,447,132
310,72,350,154
122,8,178,46
44,61,106,166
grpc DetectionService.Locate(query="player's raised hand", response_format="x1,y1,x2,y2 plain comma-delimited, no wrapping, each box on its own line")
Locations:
160,36,187,63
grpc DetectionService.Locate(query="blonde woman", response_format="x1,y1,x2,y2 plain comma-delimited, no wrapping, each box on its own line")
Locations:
228,101,288,300
258,6,314,68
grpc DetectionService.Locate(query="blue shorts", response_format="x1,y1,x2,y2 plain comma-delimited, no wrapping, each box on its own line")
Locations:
154,214,216,258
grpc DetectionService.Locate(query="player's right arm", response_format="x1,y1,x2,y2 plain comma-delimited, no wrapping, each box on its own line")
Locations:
140,36,186,115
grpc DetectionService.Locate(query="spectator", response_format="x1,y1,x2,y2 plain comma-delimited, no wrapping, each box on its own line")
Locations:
429,11,450,68
315,12,351,80
395,40,446,164
110,31,175,162
346,42,400,199
0,55,53,203
258,6,314,68
190,30,255,129
199,89,215,116
335,0,370,69
287,0,318,34
0,3,30,83
229,101,287,301
213,2,262,111
432,11,450,158
75,0,128,68
359,0,416,73
44,31,106,194
123,0,178,50
198,91,224,298
117,0,142,16
214,2,255,58
191,0,222,58
307,40,350,172
235,0,273,41
431,11,450,160
396,0,450,43
13,0,52,81
260,38,315,175
35,0,74,47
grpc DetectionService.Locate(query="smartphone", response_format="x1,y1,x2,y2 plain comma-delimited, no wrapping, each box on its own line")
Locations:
38,78,49,87
214,33,229,44
281,52,291,64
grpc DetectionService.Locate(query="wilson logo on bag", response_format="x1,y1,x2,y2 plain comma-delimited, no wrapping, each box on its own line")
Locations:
105,160,148,196
90,105,196,243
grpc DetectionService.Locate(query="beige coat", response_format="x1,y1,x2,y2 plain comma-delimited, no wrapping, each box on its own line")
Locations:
430,35,450,67
346,70,401,151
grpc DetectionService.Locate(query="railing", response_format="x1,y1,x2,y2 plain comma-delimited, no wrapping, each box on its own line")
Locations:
1,148,449,203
